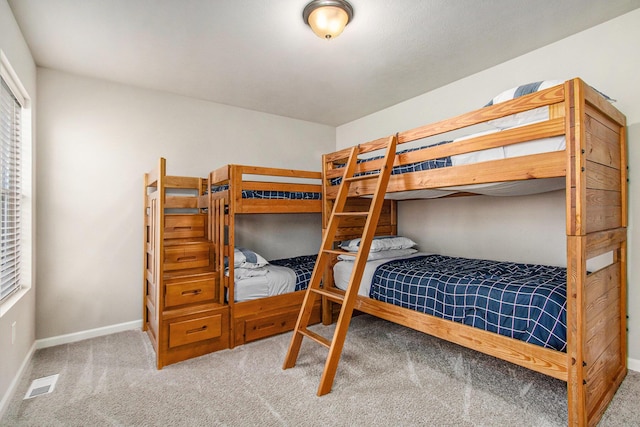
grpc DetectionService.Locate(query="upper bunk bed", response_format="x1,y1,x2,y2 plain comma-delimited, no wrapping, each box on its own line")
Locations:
315,78,627,427
206,164,323,214
200,164,325,347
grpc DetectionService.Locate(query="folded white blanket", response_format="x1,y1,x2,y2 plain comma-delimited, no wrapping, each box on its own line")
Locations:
229,266,269,280
233,265,297,302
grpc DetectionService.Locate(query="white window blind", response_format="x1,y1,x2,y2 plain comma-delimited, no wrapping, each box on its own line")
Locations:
0,76,21,302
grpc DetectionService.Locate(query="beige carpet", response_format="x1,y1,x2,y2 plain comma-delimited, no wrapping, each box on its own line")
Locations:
2,314,638,426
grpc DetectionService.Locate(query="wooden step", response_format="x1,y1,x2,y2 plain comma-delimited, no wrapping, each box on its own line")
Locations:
299,327,331,348
334,212,369,217
164,238,211,246
311,287,345,303
345,173,380,182
162,301,225,320
163,267,217,280
322,249,355,257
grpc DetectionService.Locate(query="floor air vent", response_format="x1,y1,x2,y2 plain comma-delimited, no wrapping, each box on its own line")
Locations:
24,374,59,399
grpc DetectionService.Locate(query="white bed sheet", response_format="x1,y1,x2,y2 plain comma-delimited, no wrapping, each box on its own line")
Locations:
231,265,297,302
334,252,432,297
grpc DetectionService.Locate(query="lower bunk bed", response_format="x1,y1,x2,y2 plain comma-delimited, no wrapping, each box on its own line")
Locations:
202,164,325,346
298,78,627,427
229,251,322,344
334,251,568,353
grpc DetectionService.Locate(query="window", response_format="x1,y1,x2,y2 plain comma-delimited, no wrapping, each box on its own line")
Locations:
0,51,29,306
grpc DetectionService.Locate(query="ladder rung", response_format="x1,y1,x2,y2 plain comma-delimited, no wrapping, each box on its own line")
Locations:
322,249,355,257
345,173,380,182
311,287,345,303
334,212,368,217
299,327,331,348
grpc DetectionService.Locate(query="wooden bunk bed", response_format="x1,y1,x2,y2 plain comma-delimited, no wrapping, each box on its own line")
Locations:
143,158,229,369
203,164,326,347
285,78,627,427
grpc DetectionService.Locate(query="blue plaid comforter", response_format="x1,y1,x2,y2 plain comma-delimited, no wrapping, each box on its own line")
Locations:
210,185,321,200
270,255,317,291
370,255,567,351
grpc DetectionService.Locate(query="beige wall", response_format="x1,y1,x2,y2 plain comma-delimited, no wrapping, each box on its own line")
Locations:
0,0,37,415
337,10,640,362
34,68,334,339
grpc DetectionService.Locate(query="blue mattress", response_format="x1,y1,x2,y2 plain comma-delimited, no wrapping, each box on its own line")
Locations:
270,255,317,291
210,185,321,200
369,255,567,351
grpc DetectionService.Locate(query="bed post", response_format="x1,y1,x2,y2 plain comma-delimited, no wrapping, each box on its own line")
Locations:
565,78,628,426
565,77,586,427
227,165,238,347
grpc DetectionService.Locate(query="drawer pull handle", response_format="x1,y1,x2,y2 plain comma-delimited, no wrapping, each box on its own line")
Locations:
173,226,193,230
177,256,197,262
254,322,275,331
181,289,202,296
186,325,208,334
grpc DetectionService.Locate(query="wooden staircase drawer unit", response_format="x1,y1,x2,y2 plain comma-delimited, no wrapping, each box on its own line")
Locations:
165,214,206,239
165,276,216,308
164,244,210,270
169,314,223,348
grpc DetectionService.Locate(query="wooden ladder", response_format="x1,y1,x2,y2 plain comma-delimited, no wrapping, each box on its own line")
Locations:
282,134,398,396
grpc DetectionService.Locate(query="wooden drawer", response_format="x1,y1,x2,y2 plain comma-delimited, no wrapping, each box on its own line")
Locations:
165,276,216,308
169,314,223,348
165,214,206,239
243,306,321,343
164,243,210,271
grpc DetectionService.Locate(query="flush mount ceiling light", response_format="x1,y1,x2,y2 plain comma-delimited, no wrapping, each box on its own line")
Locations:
303,0,354,40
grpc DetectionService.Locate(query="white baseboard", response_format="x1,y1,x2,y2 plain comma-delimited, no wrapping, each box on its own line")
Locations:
0,341,36,420
35,319,142,350
628,357,640,373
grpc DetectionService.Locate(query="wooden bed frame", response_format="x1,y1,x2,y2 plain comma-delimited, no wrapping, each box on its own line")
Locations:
203,164,324,347
320,78,627,426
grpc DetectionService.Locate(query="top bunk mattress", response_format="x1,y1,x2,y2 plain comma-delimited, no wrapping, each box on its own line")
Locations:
210,184,322,200
331,131,566,199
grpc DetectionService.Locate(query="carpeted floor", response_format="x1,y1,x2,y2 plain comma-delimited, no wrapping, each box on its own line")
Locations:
1,314,638,426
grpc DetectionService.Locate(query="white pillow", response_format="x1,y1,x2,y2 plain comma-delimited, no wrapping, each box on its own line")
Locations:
233,247,268,269
338,248,418,261
340,236,417,253
484,80,563,129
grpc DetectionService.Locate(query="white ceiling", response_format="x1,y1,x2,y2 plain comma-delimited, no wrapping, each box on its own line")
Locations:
8,0,640,126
